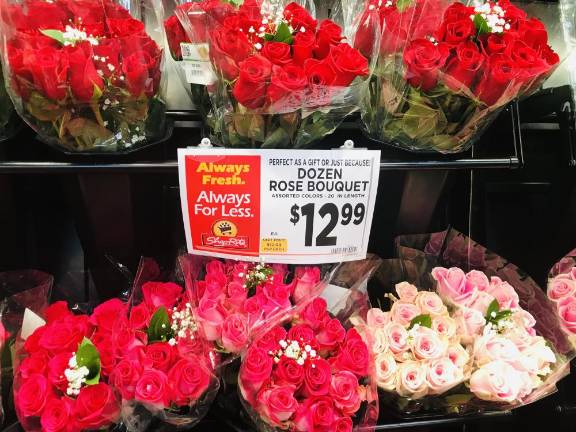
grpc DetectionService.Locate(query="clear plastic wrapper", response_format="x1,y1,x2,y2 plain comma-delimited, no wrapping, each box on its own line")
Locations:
358,0,564,153
113,256,220,431
200,0,376,148
237,257,380,431
547,247,576,346
0,65,17,141
361,228,573,416
179,254,337,365
0,0,167,153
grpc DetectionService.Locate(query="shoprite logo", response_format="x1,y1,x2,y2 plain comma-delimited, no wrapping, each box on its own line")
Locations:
201,220,248,249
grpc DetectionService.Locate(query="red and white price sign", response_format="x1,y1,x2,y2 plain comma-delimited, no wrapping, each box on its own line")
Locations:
178,148,380,264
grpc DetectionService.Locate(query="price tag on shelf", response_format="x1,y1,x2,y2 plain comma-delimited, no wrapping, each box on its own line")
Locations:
178,148,380,264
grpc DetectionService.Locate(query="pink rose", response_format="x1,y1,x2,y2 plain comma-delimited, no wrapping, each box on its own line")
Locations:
110,359,142,400
111,323,145,360
473,334,521,367
274,357,304,387
332,417,353,432
415,292,447,317
432,315,457,339
135,369,170,408
16,374,49,417
73,383,120,430
366,308,389,328
243,294,267,327
41,398,72,432
255,326,286,353
293,396,336,432
390,301,420,327
465,270,490,292
432,267,478,307
90,299,126,333
129,303,150,330
513,309,536,332
257,385,298,427
395,282,418,302
375,351,397,391
330,371,361,416
453,307,486,344
196,297,227,341
143,342,174,373
447,343,470,368
303,358,332,397
332,329,370,377
384,322,409,355
206,260,225,275
427,357,463,395
548,277,576,302
412,328,447,360
396,361,428,399
301,297,329,330
520,336,556,375
262,282,292,316
221,313,249,353
558,296,576,334
226,281,248,311
239,347,273,403
469,291,496,315
486,277,520,310
293,267,322,303
142,281,183,310
469,360,527,402
317,318,346,351
168,358,211,406
287,324,316,347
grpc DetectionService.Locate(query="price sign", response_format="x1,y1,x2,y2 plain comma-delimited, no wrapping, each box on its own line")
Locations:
178,148,380,264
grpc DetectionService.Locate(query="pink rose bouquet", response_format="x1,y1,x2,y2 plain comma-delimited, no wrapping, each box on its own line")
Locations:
13,301,121,431
547,249,576,339
238,297,378,431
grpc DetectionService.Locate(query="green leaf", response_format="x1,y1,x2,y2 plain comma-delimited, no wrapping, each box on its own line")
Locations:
273,22,294,45
92,83,103,101
76,338,101,385
473,14,491,35
147,306,173,343
409,314,432,329
41,29,65,45
396,0,413,12
485,299,500,321
264,33,275,42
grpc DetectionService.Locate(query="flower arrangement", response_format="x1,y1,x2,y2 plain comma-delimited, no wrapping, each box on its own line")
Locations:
548,265,576,337
362,267,560,413
205,1,370,148
238,297,378,431
357,0,560,153
14,301,121,431
0,0,166,152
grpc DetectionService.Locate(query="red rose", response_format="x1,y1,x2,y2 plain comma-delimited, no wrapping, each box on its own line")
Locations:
542,45,560,67
39,320,86,355
442,3,474,24
90,298,126,333
210,28,253,80
284,2,317,32
266,64,309,107
18,352,49,379
67,42,104,103
293,396,336,431
257,385,298,427
107,17,145,37
15,374,49,417
48,353,71,392
255,326,286,353
110,359,142,400
438,18,475,46
262,42,292,66
332,329,369,377
206,260,226,275
303,358,331,396
287,324,316,347
30,46,68,101
483,33,514,55
135,369,170,408
317,318,346,351
233,55,273,109
315,20,344,59
122,51,159,97
165,15,187,60
177,335,211,364
330,371,361,415
142,281,183,311
293,30,316,67
45,301,72,323
144,342,175,373
93,39,122,80
104,1,132,19
505,39,551,82
444,41,485,91
304,58,336,87
517,17,548,49
20,1,69,31
500,0,527,30
67,0,106,25
239,347,273,403
74,383,120,430
24,326,46,354
168,358,212,406
221,313,249,353
111,322,145,360
301,297,329,330
333,417,353,432
475,53,519,106
40,397,72,432
403,38,450,91
273,357,304,387
329,44,369,86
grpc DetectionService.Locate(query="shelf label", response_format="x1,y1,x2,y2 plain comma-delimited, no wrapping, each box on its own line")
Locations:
178,148,380,264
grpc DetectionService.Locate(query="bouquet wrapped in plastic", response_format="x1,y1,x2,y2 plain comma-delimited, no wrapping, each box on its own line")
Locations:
238,292,379,431
180,255,333,364
547,248,576,343
357,0,561,153
203,0,373,147
0,0,167,153
359,229,574,415
0,65,16,141
111,257,220,431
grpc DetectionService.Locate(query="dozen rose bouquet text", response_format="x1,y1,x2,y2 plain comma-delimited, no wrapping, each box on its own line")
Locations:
0,0,166,152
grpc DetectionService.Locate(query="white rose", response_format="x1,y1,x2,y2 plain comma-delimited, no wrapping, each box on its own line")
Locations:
396,361,428,399
415,291,448,317
447,343,470,369
432,315,457,340
473,334,521,368
427,357,464,395
371,327,389,355
411,327,447,361
375,351,397,391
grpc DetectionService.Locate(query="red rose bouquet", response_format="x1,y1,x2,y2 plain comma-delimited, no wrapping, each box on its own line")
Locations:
110,274,220,430
203,0,371,148
238,296,379,431
357,0,561,153
0,0,166,153
0,65,16,140
180,255,329,363
13,301,121,431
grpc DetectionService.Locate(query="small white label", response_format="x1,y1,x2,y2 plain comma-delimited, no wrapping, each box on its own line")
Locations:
21,308,46,340
180,42,216,85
